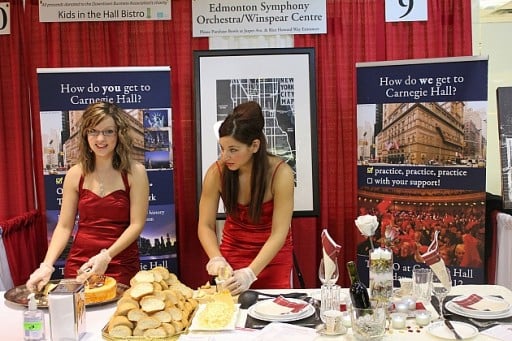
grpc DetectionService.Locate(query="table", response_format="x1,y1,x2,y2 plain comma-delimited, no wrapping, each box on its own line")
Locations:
1,285,510,340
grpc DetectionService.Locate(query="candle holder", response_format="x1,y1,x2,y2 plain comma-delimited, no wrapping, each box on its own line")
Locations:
414,309,432,326
390,312,407,329
369,247,393,303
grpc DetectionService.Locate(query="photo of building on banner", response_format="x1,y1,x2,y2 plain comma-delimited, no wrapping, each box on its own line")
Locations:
355,57,488,286
37,67,178,279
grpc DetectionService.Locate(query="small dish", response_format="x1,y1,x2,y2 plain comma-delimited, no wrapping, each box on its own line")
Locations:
427,320,479,340
316,324,347,336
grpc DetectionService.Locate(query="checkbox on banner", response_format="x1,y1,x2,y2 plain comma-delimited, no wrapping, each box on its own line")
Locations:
367,178,373,185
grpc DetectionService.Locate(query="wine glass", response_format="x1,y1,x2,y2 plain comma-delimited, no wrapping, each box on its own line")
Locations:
431,267,452,320
318,258,339,286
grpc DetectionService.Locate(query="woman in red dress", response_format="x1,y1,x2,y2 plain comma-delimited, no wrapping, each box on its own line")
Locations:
197,101,295,295
26,101,149,289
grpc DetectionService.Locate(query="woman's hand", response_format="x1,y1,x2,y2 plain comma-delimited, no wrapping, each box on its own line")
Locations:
26,263,55,292
76,249,111,282
206,256,233,276
225,267,257,295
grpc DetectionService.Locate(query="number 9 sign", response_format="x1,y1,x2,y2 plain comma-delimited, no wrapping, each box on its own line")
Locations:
385,0,428,22
0,2,10,35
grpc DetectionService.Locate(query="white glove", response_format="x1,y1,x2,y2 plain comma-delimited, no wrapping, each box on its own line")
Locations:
26,262,55,292
76,249,111,282
225,267,257,295
206,256,233,277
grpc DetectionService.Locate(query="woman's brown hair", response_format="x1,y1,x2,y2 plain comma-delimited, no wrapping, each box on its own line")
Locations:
218,101,270,222
78,101,133,175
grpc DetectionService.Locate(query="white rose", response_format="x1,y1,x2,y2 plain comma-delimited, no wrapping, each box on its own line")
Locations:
355,214,379,237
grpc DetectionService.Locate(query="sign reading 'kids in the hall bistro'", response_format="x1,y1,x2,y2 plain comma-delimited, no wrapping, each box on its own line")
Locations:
38,0,171,22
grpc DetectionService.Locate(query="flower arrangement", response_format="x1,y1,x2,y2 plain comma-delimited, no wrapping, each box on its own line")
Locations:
354,214,379,251
356,214,394,302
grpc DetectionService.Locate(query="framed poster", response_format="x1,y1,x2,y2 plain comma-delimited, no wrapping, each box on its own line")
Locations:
194,48,318,216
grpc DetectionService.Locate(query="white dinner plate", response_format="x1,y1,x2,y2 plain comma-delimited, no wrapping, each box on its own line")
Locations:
248,299,315,322
188,303,240,331
445,301,512,320
451,295,511,315
427,321,479,340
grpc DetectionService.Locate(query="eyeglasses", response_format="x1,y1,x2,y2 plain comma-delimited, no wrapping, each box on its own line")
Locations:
86,128,117,137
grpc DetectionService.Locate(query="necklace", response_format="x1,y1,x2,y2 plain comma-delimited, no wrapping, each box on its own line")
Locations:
96,173,105,197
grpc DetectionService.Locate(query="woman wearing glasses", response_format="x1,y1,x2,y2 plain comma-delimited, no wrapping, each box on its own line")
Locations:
197,101,295,295
26,101,149,290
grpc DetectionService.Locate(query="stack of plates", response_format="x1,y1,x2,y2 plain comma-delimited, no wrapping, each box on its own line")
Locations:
445,295,512,320
248,298,315,322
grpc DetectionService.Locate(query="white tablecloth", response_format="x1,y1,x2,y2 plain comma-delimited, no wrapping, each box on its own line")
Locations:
1,285,510,340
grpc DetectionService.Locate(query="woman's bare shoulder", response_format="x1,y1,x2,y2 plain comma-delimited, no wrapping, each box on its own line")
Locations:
63,164,82,188
130,161,147,174
269,156,292,172
65,164,82,178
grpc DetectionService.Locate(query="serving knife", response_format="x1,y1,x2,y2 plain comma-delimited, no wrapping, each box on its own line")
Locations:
444,319,463,340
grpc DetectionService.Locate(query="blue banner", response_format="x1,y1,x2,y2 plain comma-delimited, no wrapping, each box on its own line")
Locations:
356,57,488,286
37,67,178,279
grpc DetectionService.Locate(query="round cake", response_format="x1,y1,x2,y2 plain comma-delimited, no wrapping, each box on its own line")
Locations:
84,276,117,304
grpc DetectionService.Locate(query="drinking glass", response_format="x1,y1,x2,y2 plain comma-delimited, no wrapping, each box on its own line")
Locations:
431,267,452,320
318,258,339,286
412,268,433,303
350,304,387,341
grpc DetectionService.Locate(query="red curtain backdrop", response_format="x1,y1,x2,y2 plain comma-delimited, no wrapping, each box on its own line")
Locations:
0,0,472,288
0,1,46,285
0,1,37,220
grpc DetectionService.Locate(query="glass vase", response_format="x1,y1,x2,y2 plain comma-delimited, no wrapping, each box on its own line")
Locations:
368,247,393,303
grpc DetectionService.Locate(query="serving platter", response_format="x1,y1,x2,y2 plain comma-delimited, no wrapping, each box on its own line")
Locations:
4,280,128,308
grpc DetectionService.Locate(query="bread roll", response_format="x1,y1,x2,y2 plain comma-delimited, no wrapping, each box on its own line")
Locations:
115,300,139,316
137,316,161,330
152,310,172,323
108,315,133,332
130,282,153,300
161,322,176,336
127,308,147,322
140,295,165,313
108,325,132,338
132,270,155,284
143,327,167,338
152,266,170,280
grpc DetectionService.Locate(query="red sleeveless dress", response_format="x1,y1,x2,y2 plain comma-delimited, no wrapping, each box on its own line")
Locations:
63,173,139,286
219,161,294,288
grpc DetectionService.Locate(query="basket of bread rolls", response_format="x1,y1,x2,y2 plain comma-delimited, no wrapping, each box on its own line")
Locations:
102,267,198,340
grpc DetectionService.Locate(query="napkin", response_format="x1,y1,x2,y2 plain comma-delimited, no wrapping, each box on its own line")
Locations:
321,229,341,283
272,296,308,313
420,230,451,289
453,294,510,312
254,296,308,316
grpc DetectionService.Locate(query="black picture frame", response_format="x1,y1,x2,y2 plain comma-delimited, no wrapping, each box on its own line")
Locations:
194,47,319,217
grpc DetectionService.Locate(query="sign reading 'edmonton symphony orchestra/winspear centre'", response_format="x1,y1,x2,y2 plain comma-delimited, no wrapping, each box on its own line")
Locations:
192,0,326,37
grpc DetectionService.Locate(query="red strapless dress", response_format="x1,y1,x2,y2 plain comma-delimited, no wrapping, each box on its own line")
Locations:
220,200,293,289
64,173,139,286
